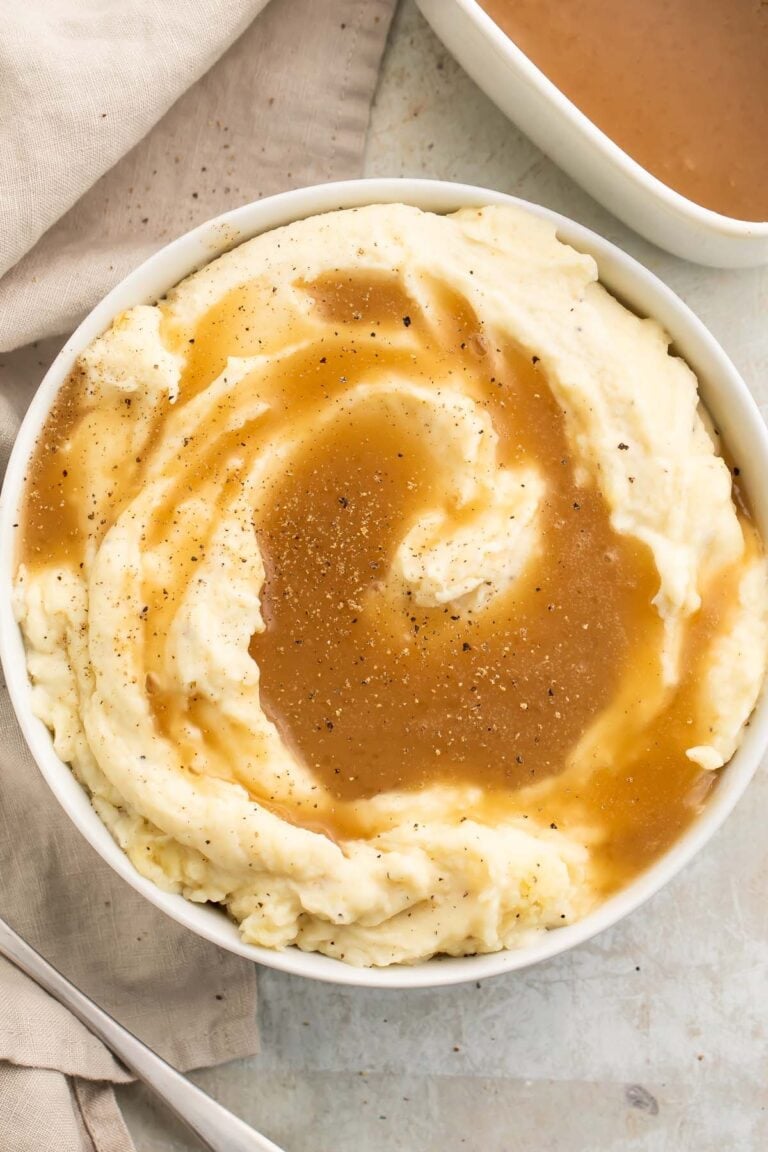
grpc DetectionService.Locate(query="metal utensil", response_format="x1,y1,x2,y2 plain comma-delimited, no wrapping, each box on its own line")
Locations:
0,916,284,1152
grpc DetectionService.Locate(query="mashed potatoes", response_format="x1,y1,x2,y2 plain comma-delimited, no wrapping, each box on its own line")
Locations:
15,205,768,966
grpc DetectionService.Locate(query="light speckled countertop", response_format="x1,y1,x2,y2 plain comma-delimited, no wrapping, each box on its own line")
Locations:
120,3,768,1148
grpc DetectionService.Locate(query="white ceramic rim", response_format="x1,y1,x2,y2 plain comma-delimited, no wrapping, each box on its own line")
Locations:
2,177,768,989
453,0,768,238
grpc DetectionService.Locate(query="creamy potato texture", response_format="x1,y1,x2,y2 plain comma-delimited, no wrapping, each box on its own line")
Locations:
16,205,768,966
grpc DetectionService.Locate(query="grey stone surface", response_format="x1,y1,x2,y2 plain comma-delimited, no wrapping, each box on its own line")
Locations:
119,2,768,1148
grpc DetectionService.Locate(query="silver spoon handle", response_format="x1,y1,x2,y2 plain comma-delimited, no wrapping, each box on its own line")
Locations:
0,917,283,1152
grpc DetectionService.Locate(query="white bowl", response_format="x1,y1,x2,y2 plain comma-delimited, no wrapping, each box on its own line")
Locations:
415,0,768,268
2,178,768,988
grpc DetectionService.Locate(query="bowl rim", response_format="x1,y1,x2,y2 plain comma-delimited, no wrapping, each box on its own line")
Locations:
2,176,768,989
445,0,768,237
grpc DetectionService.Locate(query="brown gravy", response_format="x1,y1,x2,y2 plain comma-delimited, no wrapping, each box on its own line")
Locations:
20,266,753,891
479,0,768,221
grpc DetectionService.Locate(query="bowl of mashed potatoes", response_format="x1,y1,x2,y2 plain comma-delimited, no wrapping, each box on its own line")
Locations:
2,179,767,987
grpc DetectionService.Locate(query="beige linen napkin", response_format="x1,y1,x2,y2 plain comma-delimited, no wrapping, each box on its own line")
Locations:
0,1,396,1149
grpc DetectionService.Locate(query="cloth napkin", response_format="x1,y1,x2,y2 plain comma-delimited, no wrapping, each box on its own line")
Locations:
0,1,396,1149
